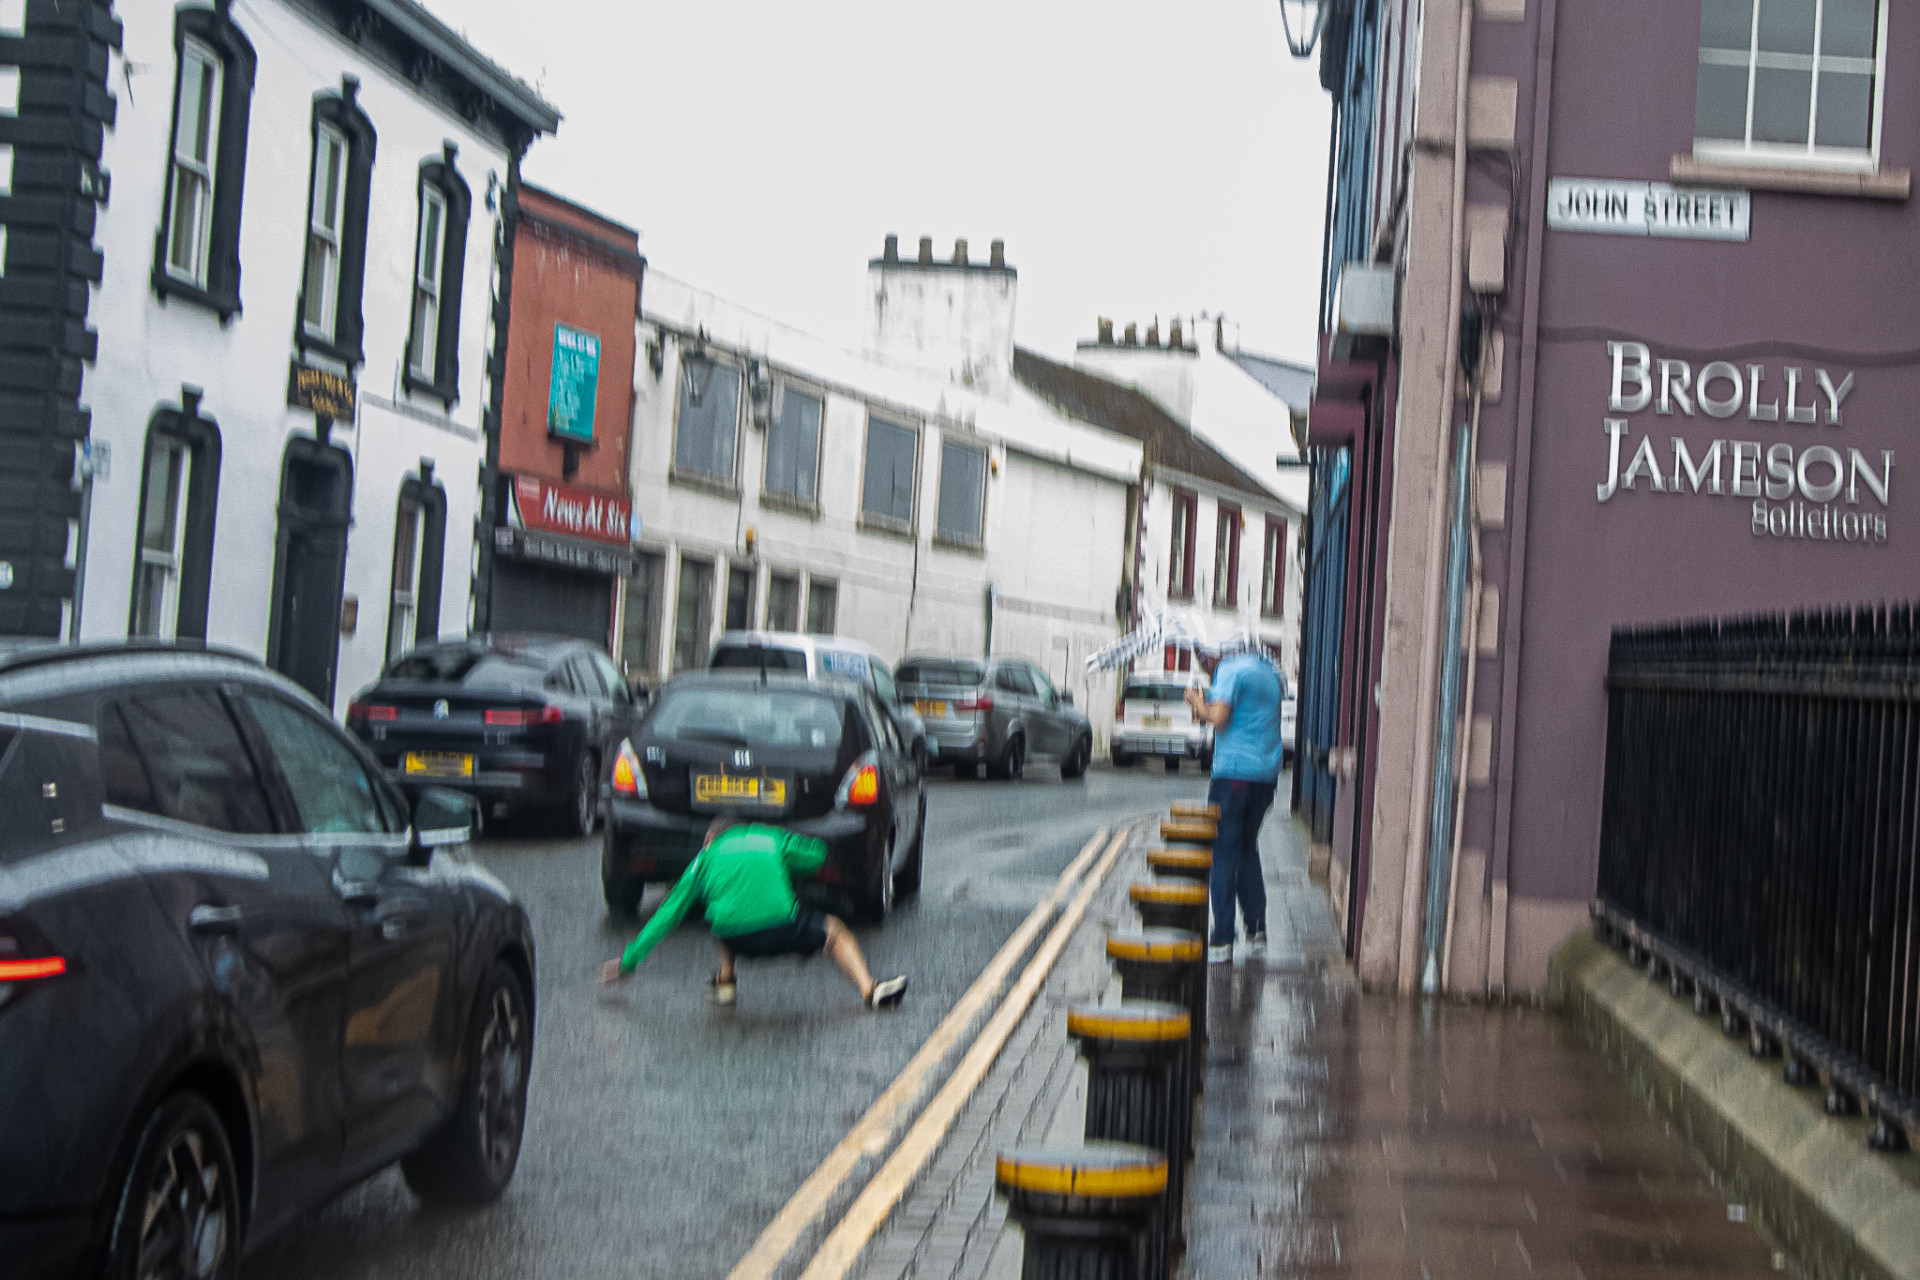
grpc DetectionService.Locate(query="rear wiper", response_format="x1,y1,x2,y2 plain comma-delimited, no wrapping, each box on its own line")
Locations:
678,729,752,746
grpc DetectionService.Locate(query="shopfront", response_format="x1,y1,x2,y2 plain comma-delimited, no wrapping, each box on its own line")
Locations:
489,472,637,647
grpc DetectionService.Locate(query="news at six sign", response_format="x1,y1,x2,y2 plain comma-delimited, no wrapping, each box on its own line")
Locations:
506,473,635,547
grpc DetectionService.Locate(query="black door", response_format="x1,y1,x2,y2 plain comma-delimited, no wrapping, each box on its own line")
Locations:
97,685,354,1234
268,440,354,705
491,559,612,645
233,688,456,1175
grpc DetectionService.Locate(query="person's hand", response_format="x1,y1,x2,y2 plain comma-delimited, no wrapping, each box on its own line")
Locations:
598,958,630,987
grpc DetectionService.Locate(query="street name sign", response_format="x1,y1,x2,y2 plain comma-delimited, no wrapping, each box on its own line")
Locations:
1548,177,1750,241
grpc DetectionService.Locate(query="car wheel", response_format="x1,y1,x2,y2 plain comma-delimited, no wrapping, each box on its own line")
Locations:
987,735,1025,781
1060,735,1091,781
603,831,644,919
105,1092,242,1280
863,837,896,923
401,961,532,1206
1111,750,1136,767
1200,746,1214,773
953,761,979,780
564,750,599,838
1164,757,1180,773
894,795,926,897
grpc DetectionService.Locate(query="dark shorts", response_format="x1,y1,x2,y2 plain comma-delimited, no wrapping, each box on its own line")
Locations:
719,911,830,959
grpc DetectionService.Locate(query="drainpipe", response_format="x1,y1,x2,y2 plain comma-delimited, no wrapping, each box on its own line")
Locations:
1396,0,1475,994
1439,385,1486,992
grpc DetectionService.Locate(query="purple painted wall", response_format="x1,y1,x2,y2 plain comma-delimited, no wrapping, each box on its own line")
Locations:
1507,0,1920,903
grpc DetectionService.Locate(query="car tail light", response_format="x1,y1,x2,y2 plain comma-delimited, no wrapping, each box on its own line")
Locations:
957,694,995,714
349,701,397,722
485,705,564,726
612,738,647,800
835,751,881,810
0,932,66,992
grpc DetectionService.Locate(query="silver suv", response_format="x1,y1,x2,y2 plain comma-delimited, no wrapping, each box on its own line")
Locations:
895,655,1093,781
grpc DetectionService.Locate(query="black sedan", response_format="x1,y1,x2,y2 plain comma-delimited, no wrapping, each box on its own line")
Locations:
602,671,925,923
0,643,535,1280
347,634,643,836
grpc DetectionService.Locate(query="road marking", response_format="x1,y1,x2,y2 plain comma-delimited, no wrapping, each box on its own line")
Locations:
724,826,1113,1280
794,824,1134,1280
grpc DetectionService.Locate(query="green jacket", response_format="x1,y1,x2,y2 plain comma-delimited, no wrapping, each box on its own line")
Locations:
619,824,827,973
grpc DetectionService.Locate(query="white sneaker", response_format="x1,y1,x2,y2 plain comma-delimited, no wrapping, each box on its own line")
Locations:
1245,932,1268,959
709,975,737,1005
868,975,909,1008
1207,943,1233,965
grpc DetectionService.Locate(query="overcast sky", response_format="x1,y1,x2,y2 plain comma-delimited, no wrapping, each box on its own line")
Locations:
440,0,1331,365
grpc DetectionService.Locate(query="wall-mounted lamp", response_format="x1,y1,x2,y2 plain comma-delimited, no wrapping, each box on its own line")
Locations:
747,358,770,430
682,336,713,406
1278,0,1326,58
646,331,664,380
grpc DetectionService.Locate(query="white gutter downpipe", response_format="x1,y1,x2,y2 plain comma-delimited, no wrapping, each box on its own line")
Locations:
1395,0,1475,995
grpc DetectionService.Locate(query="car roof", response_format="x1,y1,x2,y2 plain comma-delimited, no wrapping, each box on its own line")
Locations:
401,634,586,663
661,669,868,699
0,640,324,710
713,631,880,659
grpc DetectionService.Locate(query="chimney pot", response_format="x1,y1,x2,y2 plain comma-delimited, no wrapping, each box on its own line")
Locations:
990,239,1005,268
1123,323,1138,347
883,233,899,263
1097,317,1114,345
953,238,968,265
1169,318,1184,349
918,236,933,264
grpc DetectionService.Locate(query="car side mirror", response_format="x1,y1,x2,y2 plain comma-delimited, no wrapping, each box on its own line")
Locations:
411,786,477,862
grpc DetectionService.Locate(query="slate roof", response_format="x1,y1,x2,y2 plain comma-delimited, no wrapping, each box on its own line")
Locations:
1012,348,1282,504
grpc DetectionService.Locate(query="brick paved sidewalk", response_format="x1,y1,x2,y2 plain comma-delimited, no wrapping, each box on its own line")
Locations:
845,804,1788,1280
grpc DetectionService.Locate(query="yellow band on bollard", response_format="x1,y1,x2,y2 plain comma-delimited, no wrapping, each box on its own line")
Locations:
995,1147,1168,1198
1168,802,1219,819
1146,847,1212,869
1159,820,1216,843
1128,881,1208,906
1066,1006,1190,1042
1105,931,1204,963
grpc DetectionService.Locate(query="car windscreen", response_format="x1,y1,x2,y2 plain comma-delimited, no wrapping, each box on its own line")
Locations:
386,649,543,689
897,659,984,686
1125,682,1192,703
710,646,809,673
650,689,846,750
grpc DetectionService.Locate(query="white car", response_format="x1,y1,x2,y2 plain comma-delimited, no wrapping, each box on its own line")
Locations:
1111,675,1212,772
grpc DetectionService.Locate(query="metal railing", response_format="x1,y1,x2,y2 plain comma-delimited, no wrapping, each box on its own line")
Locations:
1596,602,1920,1150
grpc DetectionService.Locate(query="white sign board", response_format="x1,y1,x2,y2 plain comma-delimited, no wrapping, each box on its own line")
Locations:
1548,178,1750,241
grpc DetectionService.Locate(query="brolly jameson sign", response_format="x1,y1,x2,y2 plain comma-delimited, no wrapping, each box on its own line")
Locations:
507,474,635,548
1594,342,1893,545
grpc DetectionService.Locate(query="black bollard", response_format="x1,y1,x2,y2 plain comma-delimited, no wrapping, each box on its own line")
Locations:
1129,880,1209,939
996,1142,1167,1280
1145,846,1211,883
1106,930,1206,1082
1068,1002,1192,1277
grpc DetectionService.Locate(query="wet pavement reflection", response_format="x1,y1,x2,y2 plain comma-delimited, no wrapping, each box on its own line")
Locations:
1184,839,1782,1279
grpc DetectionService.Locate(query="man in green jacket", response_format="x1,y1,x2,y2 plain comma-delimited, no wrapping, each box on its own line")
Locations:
598,813,908,1009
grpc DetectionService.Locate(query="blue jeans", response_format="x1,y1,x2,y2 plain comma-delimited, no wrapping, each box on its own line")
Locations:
1206,777,1275,946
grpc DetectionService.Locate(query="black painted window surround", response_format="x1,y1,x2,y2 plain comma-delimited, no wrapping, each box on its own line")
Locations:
388,474,446,660
151,1,256,319
295,82,376,366
403,152,471,405
128,401,222,642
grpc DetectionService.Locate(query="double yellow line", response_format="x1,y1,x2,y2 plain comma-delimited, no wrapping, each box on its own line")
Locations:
725,823,1134,1280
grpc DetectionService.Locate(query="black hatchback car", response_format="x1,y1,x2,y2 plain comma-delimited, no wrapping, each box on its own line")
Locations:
347,634,644,836
602,671,925,922
0,644,536,1280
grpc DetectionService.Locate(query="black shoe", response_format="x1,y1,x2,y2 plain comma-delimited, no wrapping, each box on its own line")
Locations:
867,975,908,1008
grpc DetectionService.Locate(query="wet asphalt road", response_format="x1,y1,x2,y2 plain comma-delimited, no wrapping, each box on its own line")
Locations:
244,764,1208,1280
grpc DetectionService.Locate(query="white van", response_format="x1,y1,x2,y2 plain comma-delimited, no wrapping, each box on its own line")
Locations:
707,631,926,759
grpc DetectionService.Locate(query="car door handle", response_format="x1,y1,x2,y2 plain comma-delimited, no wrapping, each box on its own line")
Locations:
188,904,244,935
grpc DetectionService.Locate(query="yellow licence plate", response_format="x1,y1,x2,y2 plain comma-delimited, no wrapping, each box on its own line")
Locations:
405,751,474,778
694,774,788,806
1143,715,1172,728
914,699,947,717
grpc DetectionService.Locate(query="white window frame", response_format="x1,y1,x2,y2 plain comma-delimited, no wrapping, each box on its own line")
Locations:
1693,0,1889,172
761,378,825,509
934,434,988,547
164,39,223,287
409,185,448,379
302,123,349,340
133,441,193,639
670,354,744,487
858,412,921,533
387,500,426,664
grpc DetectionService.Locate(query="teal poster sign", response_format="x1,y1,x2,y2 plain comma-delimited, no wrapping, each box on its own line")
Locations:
548,323,601,442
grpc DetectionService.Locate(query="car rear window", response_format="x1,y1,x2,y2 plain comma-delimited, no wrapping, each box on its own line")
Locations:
650,689,846,750
711,646,808,673
1125,682,1192,703
898,659,984,686
388,648,543,689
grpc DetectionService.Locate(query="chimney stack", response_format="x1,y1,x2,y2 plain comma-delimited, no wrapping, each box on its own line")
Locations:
953,238,968,265
1169,318,1184,349
1097,317,1114,345
918,236,933,264
1145,319,1160,348
1123,323,1138,346
883,233,899,263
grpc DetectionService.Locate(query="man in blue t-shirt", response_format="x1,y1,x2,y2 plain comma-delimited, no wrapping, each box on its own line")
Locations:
1185,648,1285,963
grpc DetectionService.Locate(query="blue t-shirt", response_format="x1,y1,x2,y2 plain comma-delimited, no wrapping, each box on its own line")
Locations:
1208,652,1285,781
